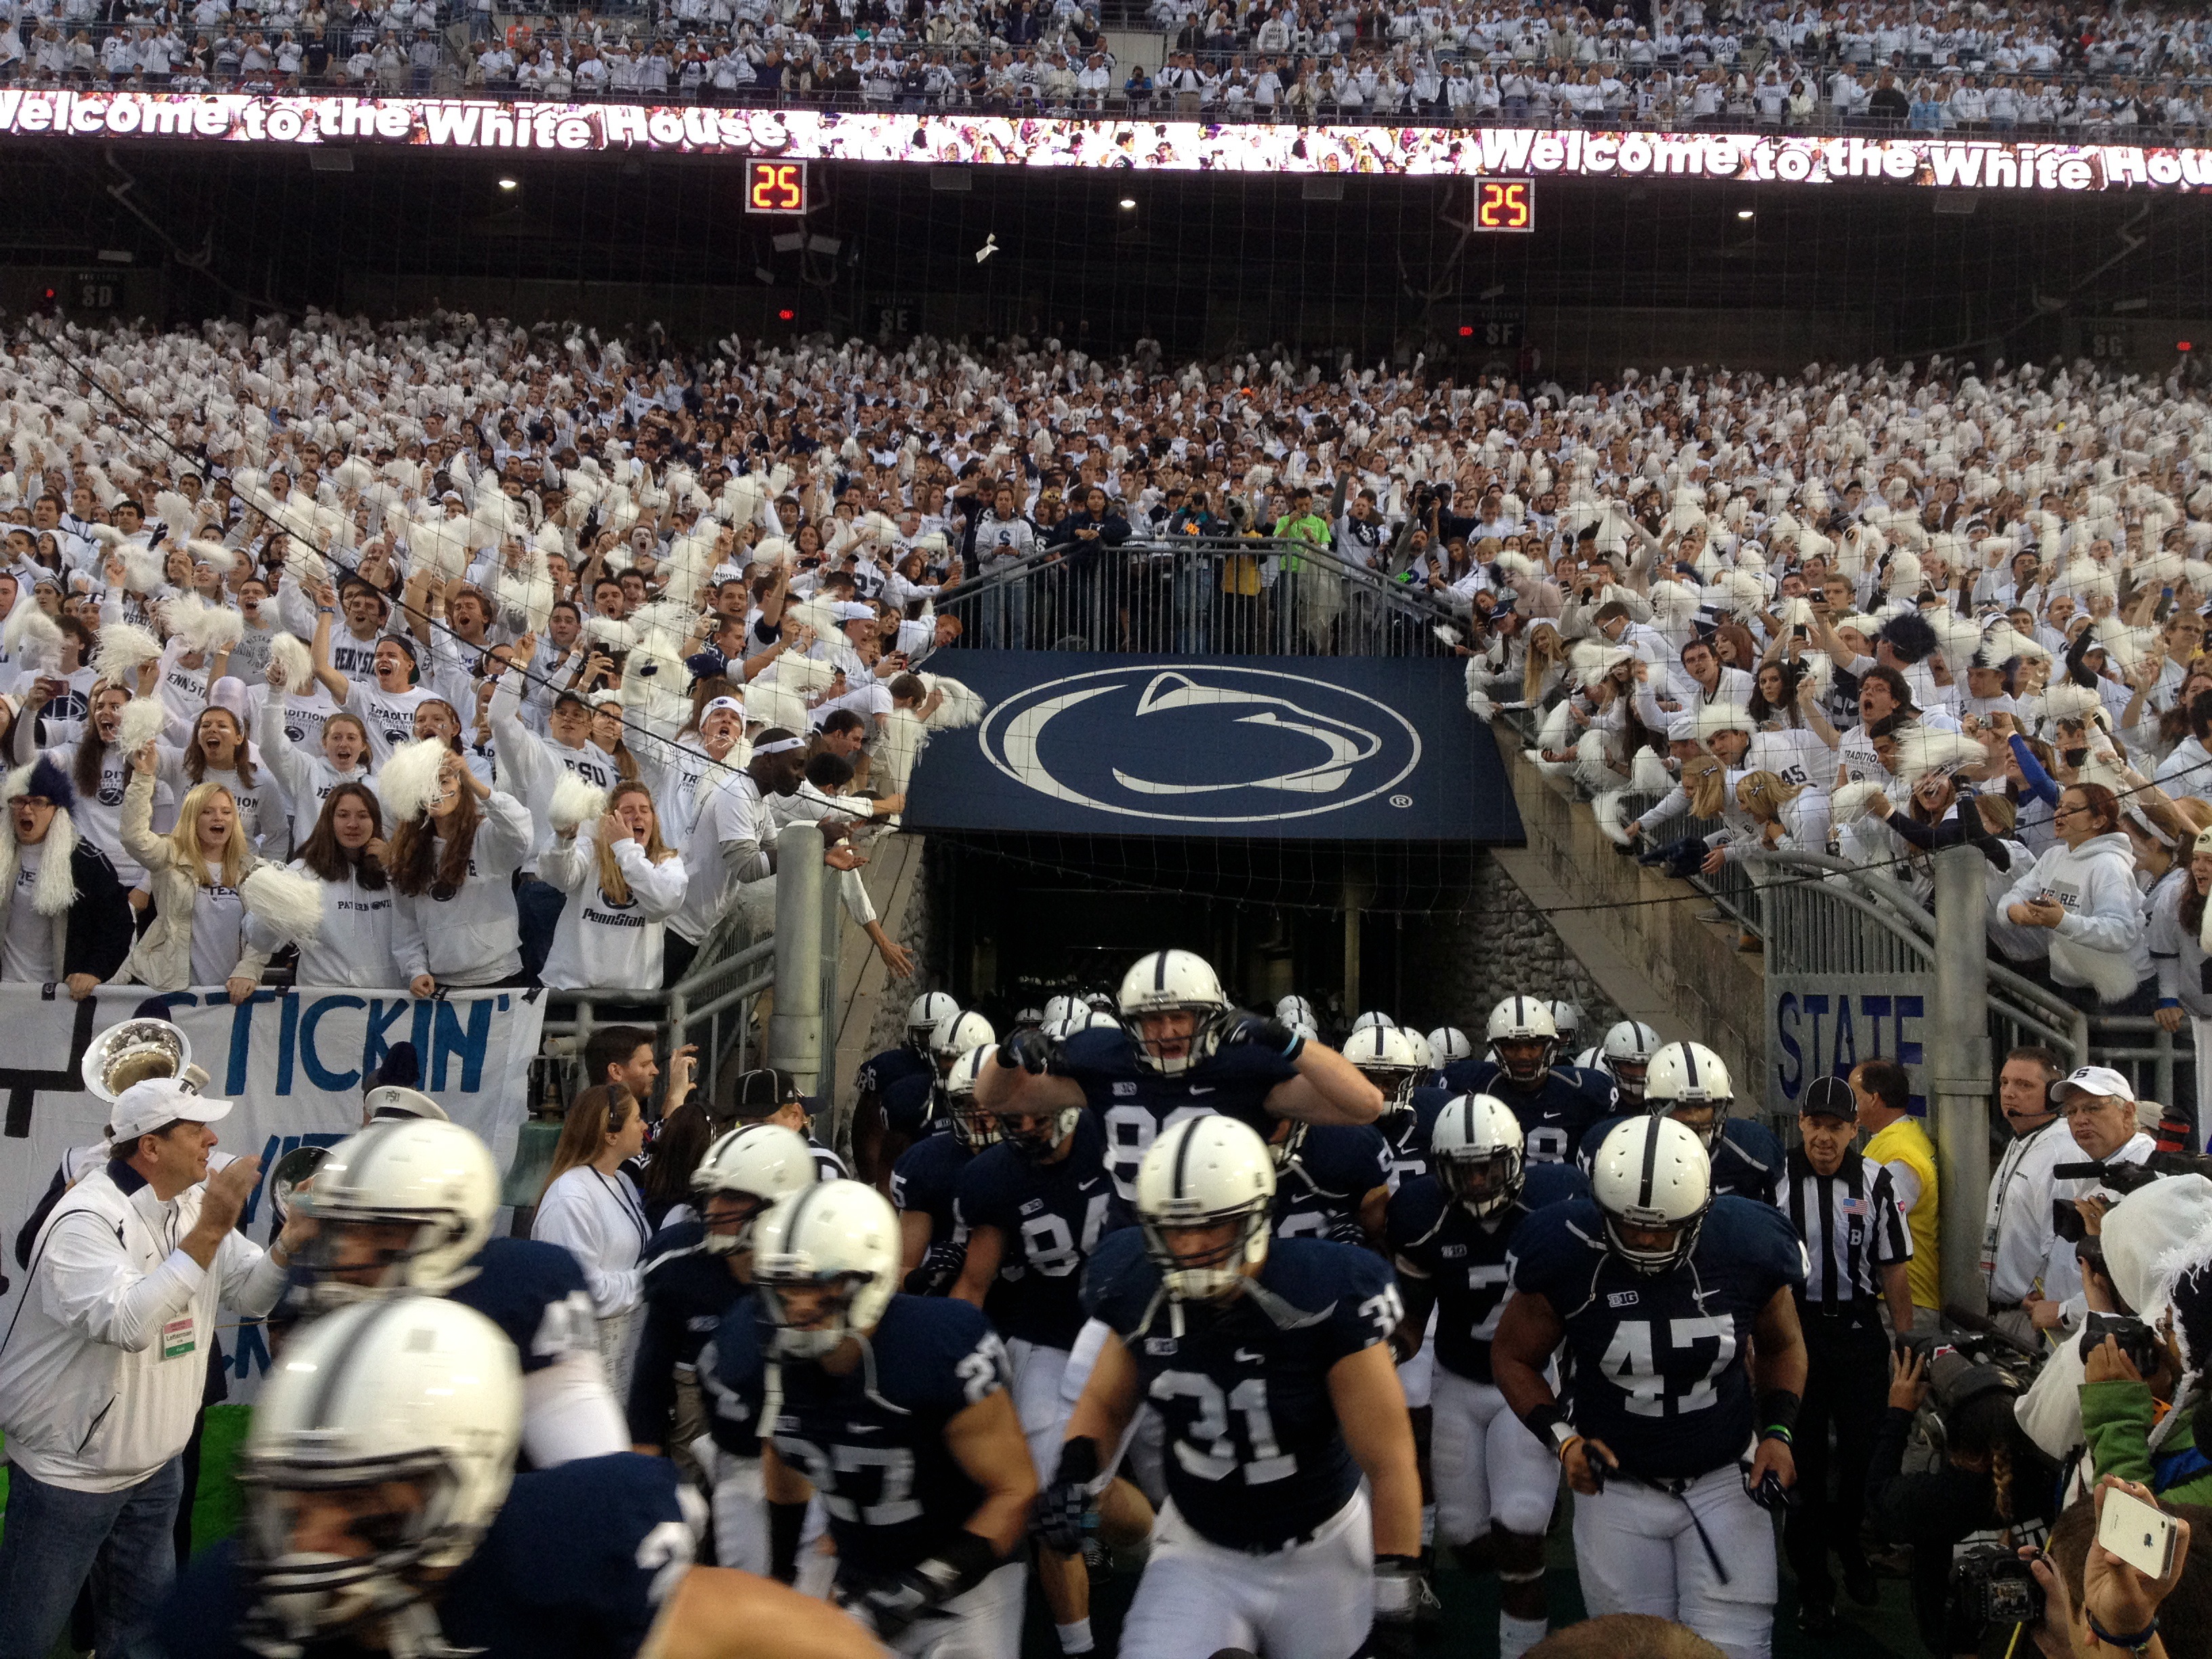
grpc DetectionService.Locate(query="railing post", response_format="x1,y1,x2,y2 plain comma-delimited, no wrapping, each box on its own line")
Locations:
1931,843,1994,1317
769,824,827,1097
817,864,843,1149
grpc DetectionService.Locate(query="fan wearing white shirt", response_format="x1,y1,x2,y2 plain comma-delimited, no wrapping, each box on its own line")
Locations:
532,1083,652,1395
537,782,688,994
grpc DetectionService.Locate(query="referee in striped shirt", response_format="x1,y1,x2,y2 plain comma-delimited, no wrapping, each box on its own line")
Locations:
1776,1075,1915,1635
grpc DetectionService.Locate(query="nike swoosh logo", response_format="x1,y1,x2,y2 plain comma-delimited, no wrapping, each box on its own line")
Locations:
1235,1347,1263,1365
1187,1086,1214,1097
848,1423,880,1435
1078,1178,1102,1191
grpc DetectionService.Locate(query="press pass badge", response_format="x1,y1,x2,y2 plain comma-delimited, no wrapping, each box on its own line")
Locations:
161,1315,197,1361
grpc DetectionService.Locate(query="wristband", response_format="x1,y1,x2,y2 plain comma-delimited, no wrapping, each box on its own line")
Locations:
1051,1435,1101,1491
1519,1401,1580,1456
2087,1612,2160,1655
1757,1388,1801,1446
767,1498,807,1584
914,1528,1002,1600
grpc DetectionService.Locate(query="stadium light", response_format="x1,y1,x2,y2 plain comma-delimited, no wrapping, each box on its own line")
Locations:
497,176,518,190
1119,197,1136,209
1737,209,1754,220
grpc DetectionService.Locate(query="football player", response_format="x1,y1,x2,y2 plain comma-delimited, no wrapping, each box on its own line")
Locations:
1576,1042,1782,1204
1426,1026,1475,1067
1042,1116,1427,1659
1442,996,1616,1166
976,948,1384,1203
627,1125,815,1498
951,1065,1134,1656
284,1116,630,1467
734,1181,1039,1656
1492,1115,1808,1659
1271,1123,1391,1246
893,1044,998,1296
853,990,960,1185
1576,1020,1663,1109
157,1296,878,1659
1387,1093,1587,1659
1343,1023,1432,1197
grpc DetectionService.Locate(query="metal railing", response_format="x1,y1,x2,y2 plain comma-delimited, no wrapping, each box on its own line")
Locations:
937,534,1467,657
536,918,777,1101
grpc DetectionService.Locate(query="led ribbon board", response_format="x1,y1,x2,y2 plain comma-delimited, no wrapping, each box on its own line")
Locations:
0,92,2196,192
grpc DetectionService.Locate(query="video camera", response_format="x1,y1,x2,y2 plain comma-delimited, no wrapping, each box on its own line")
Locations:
1945,1546,2045,1652
2051,1151,2212,1244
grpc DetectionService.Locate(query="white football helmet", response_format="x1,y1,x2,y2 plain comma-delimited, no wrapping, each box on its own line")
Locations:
1589,1115,1713,1275
1117,949,1231,1076
928,1009,996,1075
1599,1021,1664,1106
942,1044,1003,1153
1343,1023,1425,1112
1429,1093,1526,1217
1643,1040,1734,1148
752,1181,901,1359
1012,1006,1046,1031
1486,995,1561,1087
238,1296,520,1648
1275,994,1317,1030
363,1086,448,1124
293,1118,499,1309
1134,1115,1275,1303
1404,1029,1435,1071
1350,1010,1397,1033
1550,1001,1584,1046
692,1123,816,1254
1041,994,1078,1028
906,991,960,1052
1427,1026,1475,1065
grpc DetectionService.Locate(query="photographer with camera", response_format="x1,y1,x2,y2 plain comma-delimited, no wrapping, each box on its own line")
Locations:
1870,1342,2060,1652
2031,1069,2160,1336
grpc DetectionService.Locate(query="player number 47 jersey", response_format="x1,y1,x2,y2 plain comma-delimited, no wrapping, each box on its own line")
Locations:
1507,1195,1805,1481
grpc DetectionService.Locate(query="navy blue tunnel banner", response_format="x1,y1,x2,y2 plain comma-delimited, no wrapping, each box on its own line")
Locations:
905,653,1523,842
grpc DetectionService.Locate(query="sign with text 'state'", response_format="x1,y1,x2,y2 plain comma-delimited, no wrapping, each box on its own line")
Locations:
905,652,1523,842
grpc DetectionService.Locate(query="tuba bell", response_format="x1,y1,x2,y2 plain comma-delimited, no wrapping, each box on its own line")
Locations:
268,1143,331,1220
81,1018,203,1104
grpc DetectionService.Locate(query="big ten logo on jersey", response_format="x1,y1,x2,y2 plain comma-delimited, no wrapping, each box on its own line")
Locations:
1103,1101,1211,1195
1599,1314,1736,1418
1768,981,1927,1120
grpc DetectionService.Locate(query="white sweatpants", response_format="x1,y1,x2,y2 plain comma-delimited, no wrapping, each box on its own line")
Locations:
1570,1464,1777,1659
1008,1336,1073,1483
878,1559,1028,1659
1118,1490,1375,1659
1430,1368,1560,1546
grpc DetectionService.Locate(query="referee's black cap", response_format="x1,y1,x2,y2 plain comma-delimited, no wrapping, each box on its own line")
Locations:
1801,1076,1856,1122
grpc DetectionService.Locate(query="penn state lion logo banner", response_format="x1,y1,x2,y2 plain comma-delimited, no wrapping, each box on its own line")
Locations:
0,983,544,1398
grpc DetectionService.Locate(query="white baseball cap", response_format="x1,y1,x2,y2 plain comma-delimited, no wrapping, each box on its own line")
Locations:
2051,1064,2134,1104
109,1078,232,1144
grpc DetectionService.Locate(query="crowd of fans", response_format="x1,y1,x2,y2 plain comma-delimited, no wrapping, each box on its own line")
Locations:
3,0,2212,136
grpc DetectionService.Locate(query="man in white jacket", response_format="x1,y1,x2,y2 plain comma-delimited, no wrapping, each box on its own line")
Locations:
0,1077,306,1659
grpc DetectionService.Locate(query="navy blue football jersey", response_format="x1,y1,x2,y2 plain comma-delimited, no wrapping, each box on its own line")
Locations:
954,1111,1127,1347
1083,1227,1401,1551
1576,1115,1786,1205
697,1290,770,1460
716,1294,1012,1578
1387,1161,1588,1383
1385,1088,1454,1193
858,1045,933,1103
448,1237,598,1377
890,1129,974,1258
882,1071,938,1138
1273,1124,1390,1245
1057,1024,1299,1199
627,1221,749,1448
158,1454,697,1659
1441,1061,1617,1166
1509,1195,1806,1480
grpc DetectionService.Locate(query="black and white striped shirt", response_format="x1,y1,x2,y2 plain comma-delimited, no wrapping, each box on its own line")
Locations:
1777,1145,1912,1307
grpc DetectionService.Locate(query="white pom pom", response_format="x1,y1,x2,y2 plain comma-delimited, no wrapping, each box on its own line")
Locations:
3,602,62,672
241,865,324,946
113,696,167,760
92,621,163,682
549,773,607,835
922,675,985,731
268,631,312,695
378,738,450,823
1830,781,1885,826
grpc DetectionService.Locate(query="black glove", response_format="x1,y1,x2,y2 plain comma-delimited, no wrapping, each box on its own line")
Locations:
1032,1436,1101,1554
834,1533,998,1641
903,1237,969,1296
998,1028,1063,1075
1218,1012,1306,1061
1372,1554,1440,1655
